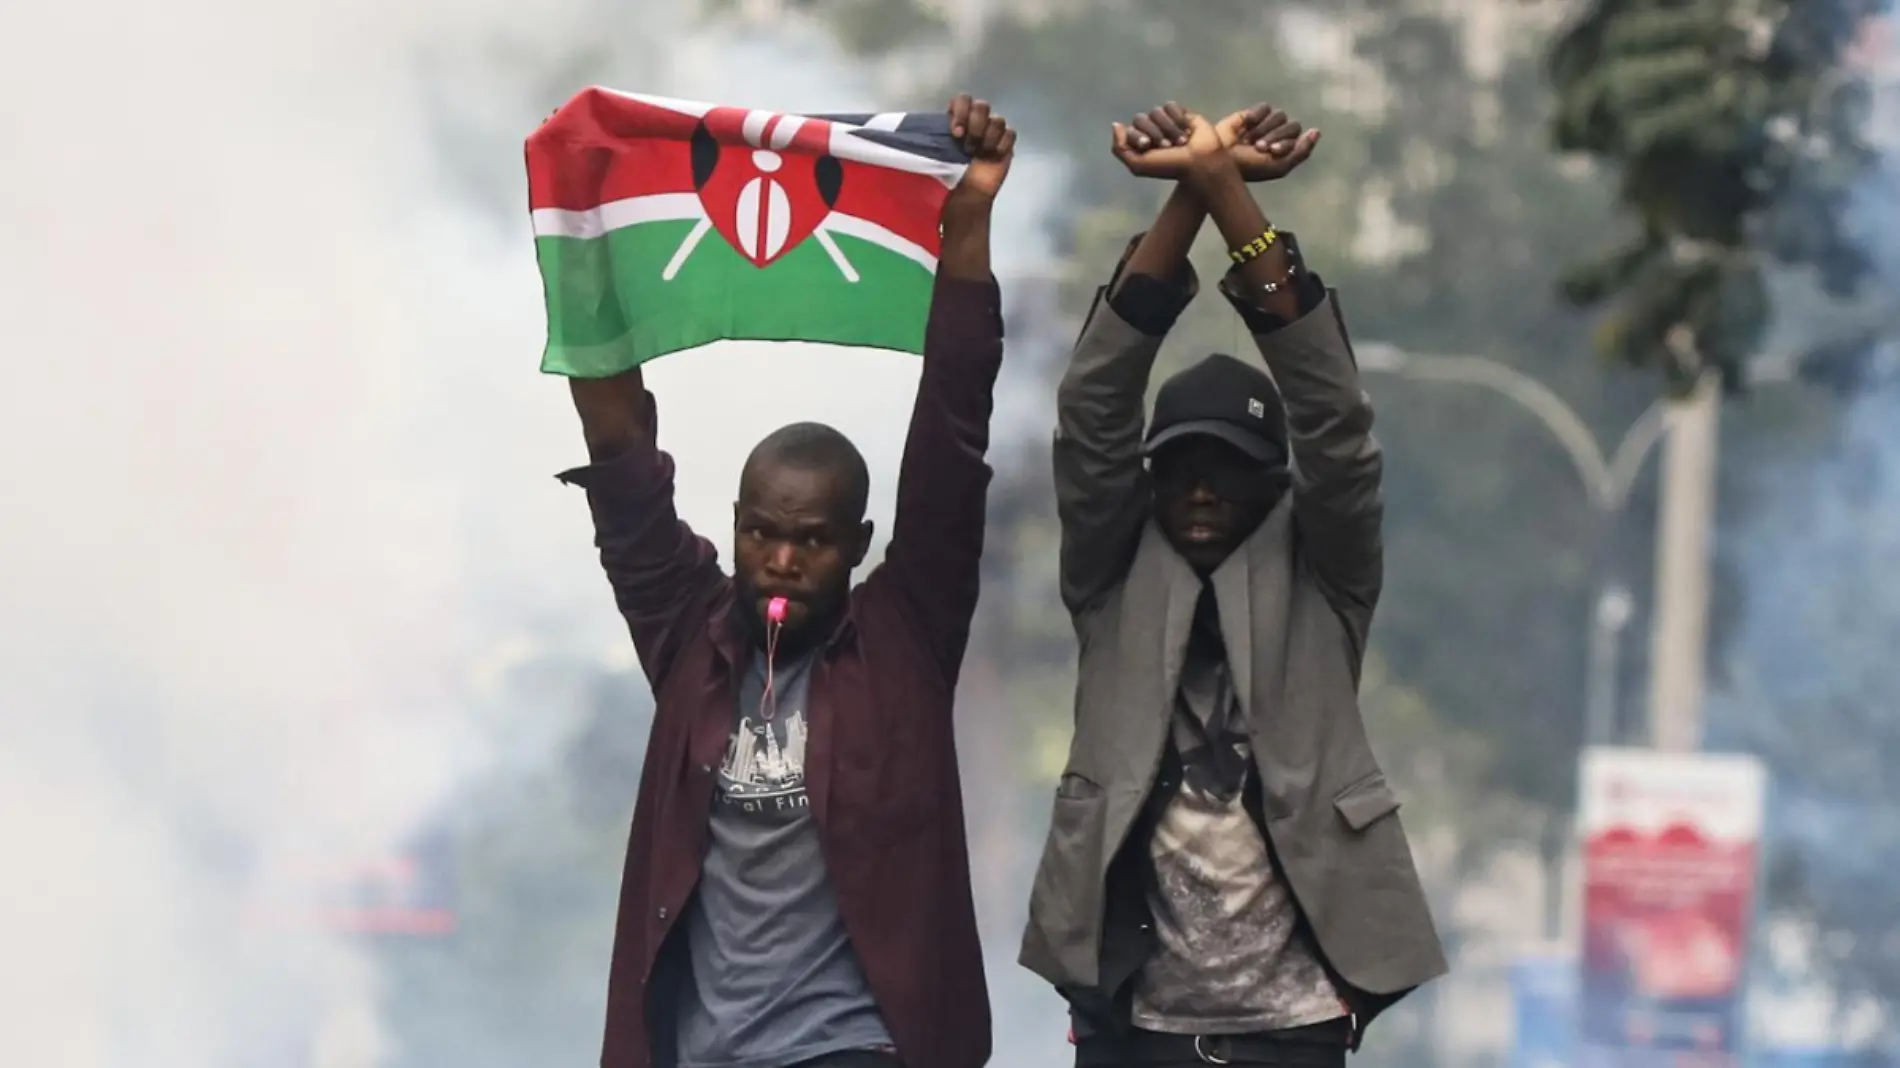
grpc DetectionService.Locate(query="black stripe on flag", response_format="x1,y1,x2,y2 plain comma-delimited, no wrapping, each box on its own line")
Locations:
815,111,970,166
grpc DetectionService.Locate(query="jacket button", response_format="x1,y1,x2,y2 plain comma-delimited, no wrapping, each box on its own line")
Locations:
657,907,669,920
701,764,714,774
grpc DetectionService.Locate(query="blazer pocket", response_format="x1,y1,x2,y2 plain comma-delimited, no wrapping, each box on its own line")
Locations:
1054,772,1105,802
1333,774,1401,832
1028,777,1110,967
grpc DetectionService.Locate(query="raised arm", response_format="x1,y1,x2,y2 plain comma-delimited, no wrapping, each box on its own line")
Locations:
1052,168,1203,615
870,95,1014,686
1184,111,1384,638
557,367,725,688
1055,102,1319,615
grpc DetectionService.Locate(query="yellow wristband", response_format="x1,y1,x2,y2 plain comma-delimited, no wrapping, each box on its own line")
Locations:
1228,228,1279,264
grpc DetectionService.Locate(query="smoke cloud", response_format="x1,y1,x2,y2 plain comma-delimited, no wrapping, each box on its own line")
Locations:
0,0,1059,1065
1705,40,1900,1045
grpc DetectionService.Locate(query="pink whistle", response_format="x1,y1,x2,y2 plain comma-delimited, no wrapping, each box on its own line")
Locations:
766,597,789,624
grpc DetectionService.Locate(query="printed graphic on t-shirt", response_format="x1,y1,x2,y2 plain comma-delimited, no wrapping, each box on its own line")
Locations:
717,705,811,820
1133,730,1345,1034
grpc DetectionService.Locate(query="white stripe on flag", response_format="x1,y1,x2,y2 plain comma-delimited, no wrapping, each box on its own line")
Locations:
742,110,773,147
863,113,904,131
600,89,714,119
531,193,704,240
827,127,966,188
819,213,938,272
533,194,939,276
769,115,807,148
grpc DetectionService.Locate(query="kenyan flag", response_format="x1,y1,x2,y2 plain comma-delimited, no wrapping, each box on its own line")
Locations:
527,87,971,377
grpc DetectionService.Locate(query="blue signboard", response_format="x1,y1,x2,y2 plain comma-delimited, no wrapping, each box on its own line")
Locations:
1511,953,1578,1068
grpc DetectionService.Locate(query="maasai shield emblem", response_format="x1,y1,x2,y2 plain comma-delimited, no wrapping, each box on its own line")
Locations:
690,106,845,268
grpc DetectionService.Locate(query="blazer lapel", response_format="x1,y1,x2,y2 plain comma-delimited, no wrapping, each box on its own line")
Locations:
1234,498,1295,726
1212,549,1255,714
1138,522,1203,703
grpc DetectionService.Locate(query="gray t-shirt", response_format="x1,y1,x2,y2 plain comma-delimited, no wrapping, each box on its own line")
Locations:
676,648,891,1068
1132,589,1347,1035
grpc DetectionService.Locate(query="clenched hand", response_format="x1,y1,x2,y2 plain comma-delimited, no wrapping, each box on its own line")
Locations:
947,93,1017,202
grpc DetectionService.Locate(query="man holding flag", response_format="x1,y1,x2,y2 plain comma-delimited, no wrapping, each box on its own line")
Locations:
539,93,1014,1068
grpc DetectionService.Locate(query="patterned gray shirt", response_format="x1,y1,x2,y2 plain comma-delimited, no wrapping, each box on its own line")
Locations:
1131,588,1346,1035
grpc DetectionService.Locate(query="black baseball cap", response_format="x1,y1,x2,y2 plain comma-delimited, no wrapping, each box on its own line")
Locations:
1143,353,1287,466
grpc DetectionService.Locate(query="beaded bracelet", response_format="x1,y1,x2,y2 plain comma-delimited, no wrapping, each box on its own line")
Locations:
1253,258,1303,295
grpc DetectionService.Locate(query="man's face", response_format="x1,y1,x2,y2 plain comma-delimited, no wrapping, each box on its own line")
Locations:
1150,436,1283,573
732,459,872,647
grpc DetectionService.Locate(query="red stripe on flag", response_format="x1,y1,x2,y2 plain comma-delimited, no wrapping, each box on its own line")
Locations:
830,163,950,255
528,89,955,256
526,88,700,211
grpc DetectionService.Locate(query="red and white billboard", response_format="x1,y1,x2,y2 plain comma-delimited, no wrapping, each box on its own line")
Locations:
1578,747,1767,1067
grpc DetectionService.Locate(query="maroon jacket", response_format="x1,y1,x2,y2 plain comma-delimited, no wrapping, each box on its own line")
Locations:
558,277,1004,1068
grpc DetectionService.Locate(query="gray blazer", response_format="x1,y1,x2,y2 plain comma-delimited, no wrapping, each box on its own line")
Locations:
1017,254,1448,1003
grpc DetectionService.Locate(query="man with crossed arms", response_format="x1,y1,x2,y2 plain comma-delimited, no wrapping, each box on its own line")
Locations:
1020,101,1447,1068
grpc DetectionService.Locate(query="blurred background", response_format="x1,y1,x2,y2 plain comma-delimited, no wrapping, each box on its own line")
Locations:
4,0,1898,1065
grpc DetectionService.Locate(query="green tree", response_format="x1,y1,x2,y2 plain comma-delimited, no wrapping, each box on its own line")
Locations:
1548,0,1883,389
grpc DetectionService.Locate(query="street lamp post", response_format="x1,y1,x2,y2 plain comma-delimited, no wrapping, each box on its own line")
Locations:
1353,342,1675,941
1589,583,1636,748
1354,342,1675,749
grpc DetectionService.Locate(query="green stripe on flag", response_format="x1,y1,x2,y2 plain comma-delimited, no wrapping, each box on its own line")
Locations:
536,219,936,378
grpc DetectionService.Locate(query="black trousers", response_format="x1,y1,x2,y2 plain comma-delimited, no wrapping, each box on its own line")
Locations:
1074,1019,1351,1068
